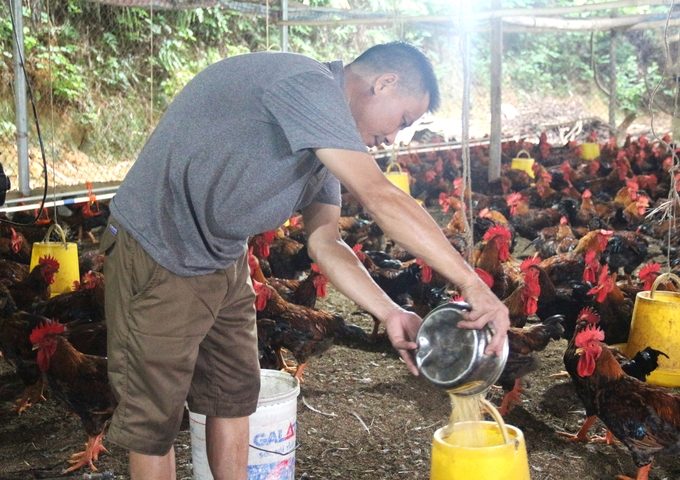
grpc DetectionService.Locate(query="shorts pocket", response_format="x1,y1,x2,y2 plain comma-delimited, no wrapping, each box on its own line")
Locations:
99,221,119,256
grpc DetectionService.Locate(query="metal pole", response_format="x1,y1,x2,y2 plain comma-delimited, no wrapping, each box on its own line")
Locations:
489,0,503,182
12,0,31,196
609,29,618,132
281,0,289,52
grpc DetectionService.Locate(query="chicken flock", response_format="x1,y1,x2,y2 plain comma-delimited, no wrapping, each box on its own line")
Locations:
1,131,680,478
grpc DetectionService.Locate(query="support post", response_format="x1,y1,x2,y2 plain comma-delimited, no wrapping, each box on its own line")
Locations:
281,0,289,52
489,0,503,182
13,0,30,195
609,29,618,133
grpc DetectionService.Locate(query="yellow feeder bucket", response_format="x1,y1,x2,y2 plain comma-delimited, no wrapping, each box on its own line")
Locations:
430,399,530,480
511,150,535,178
385,162,411,195
29,224,80,296
581,142,600,160
627,273,680,387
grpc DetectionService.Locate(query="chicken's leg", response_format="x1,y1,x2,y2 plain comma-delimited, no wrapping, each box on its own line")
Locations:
15,377,46,414
591,429,619,445
557,415,597,442
294,362,308,383
615,463,651,480
66,430,107,472
498,379,524,415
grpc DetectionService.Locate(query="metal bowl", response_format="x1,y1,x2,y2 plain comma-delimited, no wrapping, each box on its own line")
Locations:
416,302,508,395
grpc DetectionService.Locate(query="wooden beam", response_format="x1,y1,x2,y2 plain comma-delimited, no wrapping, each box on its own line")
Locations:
275,0,674,27
503,13,663,30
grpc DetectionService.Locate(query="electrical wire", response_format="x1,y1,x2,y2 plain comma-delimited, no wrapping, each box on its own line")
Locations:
6,0,51,227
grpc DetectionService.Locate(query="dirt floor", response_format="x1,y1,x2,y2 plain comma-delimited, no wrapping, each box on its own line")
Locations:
1,225,680,480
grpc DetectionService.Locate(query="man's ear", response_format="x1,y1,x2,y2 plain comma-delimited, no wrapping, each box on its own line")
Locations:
373,73,399,94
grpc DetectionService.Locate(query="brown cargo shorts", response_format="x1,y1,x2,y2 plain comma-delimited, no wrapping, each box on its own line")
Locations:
100,216,260,456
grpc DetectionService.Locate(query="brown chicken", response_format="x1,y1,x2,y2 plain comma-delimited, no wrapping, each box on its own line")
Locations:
266,235,313,280
587,265,634,345
495,314,564,415
248,249,327,309
32,270,106,324
502,266,541,328
538,229,612,288
560,308,604,443
473,224,514,299
30,320,117,472
352,244,423,335
0,259,30,286
0,228,32,264
576,325,680,480
574,189,599,228
59,194,110,244
561,310,665,445
268,264,328,309
0,284,52,413
252,280,372,381
532,216,578,259
7,255,60,311
506,192,562,240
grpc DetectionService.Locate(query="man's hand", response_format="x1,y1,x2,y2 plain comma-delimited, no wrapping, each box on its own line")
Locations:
456,283,510,357
382,308,423,376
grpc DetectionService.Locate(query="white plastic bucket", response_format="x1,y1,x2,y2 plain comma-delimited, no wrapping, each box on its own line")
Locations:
189,369,300,480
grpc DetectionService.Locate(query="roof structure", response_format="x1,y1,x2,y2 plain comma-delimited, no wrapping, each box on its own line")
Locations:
84,0,680,33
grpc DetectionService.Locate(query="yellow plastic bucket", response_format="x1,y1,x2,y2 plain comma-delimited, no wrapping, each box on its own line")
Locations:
627,273,680,387
430,422,530,480
29,224,80,296
430,398,530,480
385,162,411,195
581,142,600,160
511,150,535,178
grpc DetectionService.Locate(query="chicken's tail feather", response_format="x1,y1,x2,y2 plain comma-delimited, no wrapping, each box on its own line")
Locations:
336,323,374,347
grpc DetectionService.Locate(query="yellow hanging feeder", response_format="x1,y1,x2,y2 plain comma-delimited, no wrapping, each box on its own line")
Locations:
626,272,680,387
510,150,535,178
385,161,411,195
29,223,80,296
581,142,600,160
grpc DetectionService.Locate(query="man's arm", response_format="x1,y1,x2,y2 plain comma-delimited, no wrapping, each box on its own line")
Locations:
302,200,422,374
314,147,509,356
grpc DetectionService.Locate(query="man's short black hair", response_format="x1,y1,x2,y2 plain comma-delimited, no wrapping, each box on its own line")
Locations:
350,41,440,113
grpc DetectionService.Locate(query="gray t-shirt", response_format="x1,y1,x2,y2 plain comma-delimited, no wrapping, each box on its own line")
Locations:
110,52,367,276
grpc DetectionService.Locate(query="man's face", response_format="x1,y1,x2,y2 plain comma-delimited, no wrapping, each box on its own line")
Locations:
350,75,430,148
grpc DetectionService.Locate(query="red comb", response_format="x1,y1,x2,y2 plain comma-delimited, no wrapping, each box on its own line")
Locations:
639,262,661,290
575,324,605,348
483,225,511,242
520,256,541,271
577,307,600,324
639,262,661,280
523,268,541,295
506,192,523,205
39,255,60,271
29,320,65,344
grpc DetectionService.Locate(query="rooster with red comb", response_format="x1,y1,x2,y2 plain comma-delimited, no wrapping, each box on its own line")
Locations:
30,319,116,472
572,324,680,480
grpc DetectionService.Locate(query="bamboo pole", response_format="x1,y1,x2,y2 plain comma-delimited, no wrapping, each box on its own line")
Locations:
489,0,502,183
